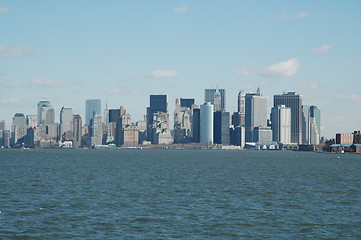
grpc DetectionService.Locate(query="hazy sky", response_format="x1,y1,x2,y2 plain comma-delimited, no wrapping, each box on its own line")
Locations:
1,1,360,138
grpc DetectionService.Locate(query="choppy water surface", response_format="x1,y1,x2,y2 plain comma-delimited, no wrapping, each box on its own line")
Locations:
0,149,360,239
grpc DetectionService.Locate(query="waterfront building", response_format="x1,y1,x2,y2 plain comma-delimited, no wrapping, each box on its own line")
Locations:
12,113,27,146
274,92,303,144
302,105,310,144
310,106,321,145
3,130,10,148
85,99,101,126
336,133,353,145
60,106,73,140
200,102,214,144
205,88,226,111
253,126,272,142
118,126,139,146
213,111,230,145
245,88,267,142
231,125,245,148
271,105,291,144
73,114,82,148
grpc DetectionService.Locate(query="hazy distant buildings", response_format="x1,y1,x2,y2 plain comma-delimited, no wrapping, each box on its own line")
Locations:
245,88,267,142
274,92,302,144
0,120,5,131
85,99,101,126
271,105,291,144
205,88,226,111
200,102,213,144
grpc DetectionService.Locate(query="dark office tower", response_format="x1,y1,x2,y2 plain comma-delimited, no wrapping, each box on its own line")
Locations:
180,98,195,108
274,92,302,144
192,108,200,143
85,99,101,126
73,114,82,148
147,95,168,141
245,88,267,142
205,88,226,111
213,111,231,145
25,127,35,148
109,109,121,123
232,112,243,126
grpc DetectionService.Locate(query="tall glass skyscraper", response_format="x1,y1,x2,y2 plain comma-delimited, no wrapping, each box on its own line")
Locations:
85,99,101,126
274,92,303,144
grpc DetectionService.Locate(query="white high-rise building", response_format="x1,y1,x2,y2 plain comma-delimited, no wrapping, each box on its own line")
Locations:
37,100,55,125
271,105,291,144
245,88,267,142
90,114,102,146
200,102,214,144
60,106,73,139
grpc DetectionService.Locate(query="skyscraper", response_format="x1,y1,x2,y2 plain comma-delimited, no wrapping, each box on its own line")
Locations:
90,114,102,146
174,98,193,143
37,100,55,125
200,102,213,144
147,95,168,142
245,88,267,142
85,99,101,126
271,105,291,144
237,90,245,113
274,92,302,144
205,88,226,111
213,111,230,145
310,106,321,145
192,107,200,143
73,114,82,148
60,106,73,140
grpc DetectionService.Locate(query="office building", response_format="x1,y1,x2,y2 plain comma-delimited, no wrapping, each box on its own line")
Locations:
12,113,27,131
73,114,82,147
302,105,310,144
26,115,38,128
213,111,230,145
180,98,195,108
310,106,321,145
253,126,272,142
238,90,245,113
85,99,101,126
37,100,55,125
271,105,291,144
60,106,73,140
174,98,193,143
245,88,267,142
205,88,226,111
274,92,303,144
90,114,102,146
147,95,168,142
200,102,214,144
192,107,200,143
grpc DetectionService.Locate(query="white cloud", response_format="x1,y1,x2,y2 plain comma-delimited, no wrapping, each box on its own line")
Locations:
310,43,335,54
232,67,251,76
148,70,179,78
0,7,8,13
5,81,24,88
30,78,77,87
173,5,188,13
0,97,20,104
346,94,361,104
278,10,310,20
0,45,34,57
106,88,125,94
260,58,299,77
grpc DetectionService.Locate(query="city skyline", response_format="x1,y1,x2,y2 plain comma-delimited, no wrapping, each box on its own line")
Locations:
1,1,361,138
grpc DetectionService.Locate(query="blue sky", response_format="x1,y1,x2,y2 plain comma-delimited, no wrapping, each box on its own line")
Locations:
1,0,361,138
